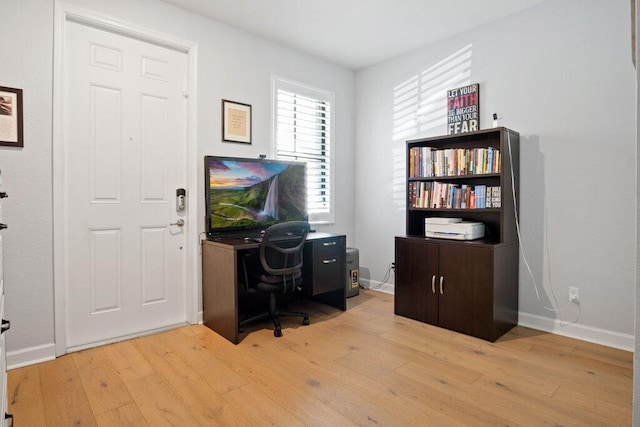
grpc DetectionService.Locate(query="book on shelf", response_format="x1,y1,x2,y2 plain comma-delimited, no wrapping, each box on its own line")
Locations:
408,146,501,178
491,186,501,208
408,181,501,210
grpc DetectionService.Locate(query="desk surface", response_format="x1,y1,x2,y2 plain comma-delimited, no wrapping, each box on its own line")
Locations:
204,232,339,249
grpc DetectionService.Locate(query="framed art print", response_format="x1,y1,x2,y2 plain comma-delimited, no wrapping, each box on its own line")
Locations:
0,86,24,147
222,99,252,144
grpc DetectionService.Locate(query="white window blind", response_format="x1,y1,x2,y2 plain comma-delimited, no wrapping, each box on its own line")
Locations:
273,77,335,224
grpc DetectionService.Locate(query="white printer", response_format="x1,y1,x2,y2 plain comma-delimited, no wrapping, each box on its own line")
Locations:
425,217,485,240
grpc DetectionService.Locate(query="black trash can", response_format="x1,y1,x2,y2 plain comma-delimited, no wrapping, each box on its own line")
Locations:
346,247,359,297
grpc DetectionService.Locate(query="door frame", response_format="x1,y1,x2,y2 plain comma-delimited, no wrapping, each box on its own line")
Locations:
53,2,199,356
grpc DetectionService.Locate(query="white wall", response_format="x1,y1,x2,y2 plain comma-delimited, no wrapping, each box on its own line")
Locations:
354,0,637,349
0,0,355,363
0,0,56,362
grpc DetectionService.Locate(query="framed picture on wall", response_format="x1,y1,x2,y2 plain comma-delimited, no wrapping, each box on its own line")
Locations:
222,99,252,144
0,86,24,147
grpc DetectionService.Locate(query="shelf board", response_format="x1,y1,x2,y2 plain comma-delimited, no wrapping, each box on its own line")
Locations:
408,208,501,213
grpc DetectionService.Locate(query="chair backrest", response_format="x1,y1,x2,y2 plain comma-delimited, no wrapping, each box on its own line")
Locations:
259,221,310,277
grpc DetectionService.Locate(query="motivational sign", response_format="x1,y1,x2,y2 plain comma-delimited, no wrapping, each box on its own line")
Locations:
447,83,479,134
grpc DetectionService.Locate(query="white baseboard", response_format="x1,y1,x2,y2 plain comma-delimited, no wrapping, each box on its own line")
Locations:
7,343,56,370
360,278,394,294
518,312,634,352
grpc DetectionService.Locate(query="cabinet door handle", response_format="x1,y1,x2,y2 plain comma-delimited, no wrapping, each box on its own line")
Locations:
1,319,10,334
322,258,337,264
431,275,436,293
322,241,337,246
5,413,13,427
439,276,444,295
0,223,6,231
0,192,7,199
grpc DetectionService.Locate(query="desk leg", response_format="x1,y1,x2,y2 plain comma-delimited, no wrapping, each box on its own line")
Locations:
312,288,347,311
202,243,239,344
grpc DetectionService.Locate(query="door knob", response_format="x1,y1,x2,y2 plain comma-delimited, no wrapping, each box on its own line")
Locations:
170,219,185,227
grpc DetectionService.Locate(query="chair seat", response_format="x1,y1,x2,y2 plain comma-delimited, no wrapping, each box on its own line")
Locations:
256,273,303,293
259,268,302,284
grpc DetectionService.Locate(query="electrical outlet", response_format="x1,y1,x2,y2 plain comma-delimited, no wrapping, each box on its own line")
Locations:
569,287,579,303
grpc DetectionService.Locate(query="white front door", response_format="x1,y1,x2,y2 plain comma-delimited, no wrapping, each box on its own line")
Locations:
63,20,189,350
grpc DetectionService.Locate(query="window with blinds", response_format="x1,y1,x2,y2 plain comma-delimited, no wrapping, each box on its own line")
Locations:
272,77,335,224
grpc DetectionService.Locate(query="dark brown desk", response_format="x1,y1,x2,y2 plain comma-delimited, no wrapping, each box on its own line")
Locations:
202,232,346,344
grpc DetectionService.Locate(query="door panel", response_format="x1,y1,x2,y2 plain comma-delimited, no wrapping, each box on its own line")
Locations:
90,85,122,202
64,21,188,349
438,244,493,339
140,227,168,305
140,93,169,201
394,238,438,325
90,228,122,314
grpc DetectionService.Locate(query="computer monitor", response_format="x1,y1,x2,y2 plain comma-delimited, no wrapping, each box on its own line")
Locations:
204,156,307,238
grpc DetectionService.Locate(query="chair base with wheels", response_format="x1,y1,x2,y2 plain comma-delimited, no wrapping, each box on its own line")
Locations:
239,275,309,337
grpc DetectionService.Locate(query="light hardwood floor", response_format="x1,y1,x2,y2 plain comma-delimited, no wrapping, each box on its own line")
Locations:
7,290,633,426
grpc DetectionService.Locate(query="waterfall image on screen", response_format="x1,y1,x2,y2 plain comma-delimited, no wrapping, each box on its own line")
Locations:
206,157,307,234
260,175,279,220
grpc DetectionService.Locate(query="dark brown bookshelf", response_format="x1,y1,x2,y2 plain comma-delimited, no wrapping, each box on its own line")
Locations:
395,127,520,342
405,127,519,243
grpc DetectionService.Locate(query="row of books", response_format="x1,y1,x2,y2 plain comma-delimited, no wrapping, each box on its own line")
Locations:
409,182,501,209
409,146,501,177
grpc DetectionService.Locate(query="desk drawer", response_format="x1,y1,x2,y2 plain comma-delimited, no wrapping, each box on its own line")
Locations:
314,239,342,264
304,236,346,295
313,257,343,293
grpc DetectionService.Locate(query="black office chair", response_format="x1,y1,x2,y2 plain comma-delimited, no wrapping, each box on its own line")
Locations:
238,221,311,337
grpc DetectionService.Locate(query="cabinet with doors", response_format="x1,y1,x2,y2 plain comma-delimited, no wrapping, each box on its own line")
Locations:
395,127,519,341
394,237,518,342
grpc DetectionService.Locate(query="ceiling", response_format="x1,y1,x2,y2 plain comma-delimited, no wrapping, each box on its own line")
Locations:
160,0,548,70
